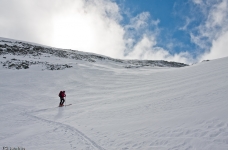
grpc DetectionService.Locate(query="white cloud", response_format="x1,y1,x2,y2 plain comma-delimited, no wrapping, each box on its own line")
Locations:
202,31,228,60
0,0,192,64
208,0,228,27
126,34,192,63
51,0,126,58
193,0,202,4
0,0,55,45
126,12,150,30
190,0,228,60
179,17,192,31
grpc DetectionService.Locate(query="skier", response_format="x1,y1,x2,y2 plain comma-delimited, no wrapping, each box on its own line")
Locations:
59,91,66,107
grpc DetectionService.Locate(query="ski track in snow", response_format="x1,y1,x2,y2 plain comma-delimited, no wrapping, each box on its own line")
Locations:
22,109,105,150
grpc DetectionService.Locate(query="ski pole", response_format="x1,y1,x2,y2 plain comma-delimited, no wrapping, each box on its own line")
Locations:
65,97,66,107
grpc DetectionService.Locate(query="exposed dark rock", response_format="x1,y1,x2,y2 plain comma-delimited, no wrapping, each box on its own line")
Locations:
1,58,72,70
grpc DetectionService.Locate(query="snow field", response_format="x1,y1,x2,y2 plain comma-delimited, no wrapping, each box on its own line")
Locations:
0,54,228,149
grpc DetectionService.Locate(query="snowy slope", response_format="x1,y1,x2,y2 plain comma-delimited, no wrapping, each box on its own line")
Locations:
0,38,228,150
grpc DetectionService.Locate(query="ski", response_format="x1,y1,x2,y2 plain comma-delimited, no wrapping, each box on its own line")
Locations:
59,104,72,107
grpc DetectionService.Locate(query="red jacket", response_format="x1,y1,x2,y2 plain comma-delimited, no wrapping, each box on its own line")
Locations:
59,91,66,98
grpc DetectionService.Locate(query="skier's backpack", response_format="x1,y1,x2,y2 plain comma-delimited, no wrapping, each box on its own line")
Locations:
59,91,62,97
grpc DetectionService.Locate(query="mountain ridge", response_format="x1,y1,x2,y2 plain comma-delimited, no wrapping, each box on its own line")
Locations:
0,37,188,70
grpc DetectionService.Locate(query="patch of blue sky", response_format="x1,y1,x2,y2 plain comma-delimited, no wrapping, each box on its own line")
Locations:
115,0,207,58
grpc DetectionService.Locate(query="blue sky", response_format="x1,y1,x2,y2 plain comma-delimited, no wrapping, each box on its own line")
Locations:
0,0,228,64
117,0,228,63
116,0,202,56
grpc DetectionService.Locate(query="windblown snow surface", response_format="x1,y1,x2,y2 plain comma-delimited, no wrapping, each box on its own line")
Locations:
0,39,228,150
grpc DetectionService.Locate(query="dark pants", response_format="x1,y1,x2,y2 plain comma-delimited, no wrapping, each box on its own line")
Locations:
59,97,65,106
